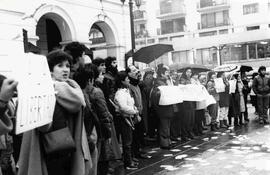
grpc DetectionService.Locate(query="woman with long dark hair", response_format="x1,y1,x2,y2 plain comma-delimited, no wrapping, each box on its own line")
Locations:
114,71,139,170
179,68,196,141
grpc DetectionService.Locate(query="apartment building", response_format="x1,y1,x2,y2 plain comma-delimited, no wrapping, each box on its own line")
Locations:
135,0,270,69
0,0,132,69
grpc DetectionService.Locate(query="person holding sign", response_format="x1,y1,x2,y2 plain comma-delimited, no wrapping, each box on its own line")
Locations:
18,50,91,175
206,71,219,131
217,72,230,128
152,64,177,149
179,68,196,141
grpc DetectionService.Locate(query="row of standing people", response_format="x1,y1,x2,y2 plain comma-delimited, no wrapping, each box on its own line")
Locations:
145,64,252,150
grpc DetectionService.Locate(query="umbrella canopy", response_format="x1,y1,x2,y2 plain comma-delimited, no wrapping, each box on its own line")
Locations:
213,64,253,73
133,44,174,64
169,63,211,73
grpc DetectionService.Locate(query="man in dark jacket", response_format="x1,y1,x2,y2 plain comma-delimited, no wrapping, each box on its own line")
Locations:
126,65,149,159
252,66,270,124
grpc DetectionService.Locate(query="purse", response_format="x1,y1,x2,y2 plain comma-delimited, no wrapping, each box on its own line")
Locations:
42,126,76,155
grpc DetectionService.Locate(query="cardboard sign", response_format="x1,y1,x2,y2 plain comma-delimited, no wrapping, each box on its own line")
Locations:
157,84,215,106
0,53,56,134
158,86,183,105
229,80,237,94
214,78,225,93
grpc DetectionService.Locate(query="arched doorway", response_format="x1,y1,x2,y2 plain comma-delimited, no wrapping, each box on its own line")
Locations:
36,13,72,54
89,21,117,59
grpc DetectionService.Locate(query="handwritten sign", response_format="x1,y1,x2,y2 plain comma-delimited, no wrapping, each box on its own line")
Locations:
214,78,225,93
0,53,56,134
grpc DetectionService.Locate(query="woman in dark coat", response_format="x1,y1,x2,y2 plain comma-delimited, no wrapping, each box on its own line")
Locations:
152,64,178,149
206,71,220,131
74,64,121,175
179,68,196,141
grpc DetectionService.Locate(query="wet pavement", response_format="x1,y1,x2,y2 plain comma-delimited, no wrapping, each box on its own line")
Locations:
116,105,270,175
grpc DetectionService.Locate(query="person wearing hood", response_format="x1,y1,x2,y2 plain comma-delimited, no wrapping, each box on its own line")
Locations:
252,66,270,124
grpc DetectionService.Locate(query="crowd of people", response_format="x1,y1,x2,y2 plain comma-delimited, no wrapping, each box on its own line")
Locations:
0,41,269,175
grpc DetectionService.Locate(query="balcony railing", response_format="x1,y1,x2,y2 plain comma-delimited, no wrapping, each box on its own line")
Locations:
156,5,186,20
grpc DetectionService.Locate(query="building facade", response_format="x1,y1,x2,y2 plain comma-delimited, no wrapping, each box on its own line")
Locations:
134,0,270,69
0,0,132,70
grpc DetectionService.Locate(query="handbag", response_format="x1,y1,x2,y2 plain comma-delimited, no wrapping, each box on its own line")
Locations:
42,126,76,155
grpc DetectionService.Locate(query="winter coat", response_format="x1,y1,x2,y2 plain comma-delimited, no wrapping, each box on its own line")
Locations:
87,85,121,161
114,88,138,117
18,79,92,175
252,75,270,95
0,104,14,175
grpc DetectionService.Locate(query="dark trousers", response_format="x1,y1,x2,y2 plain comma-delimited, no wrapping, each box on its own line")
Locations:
120,118,133,165
158,117,172,147
257,95,269,121
208,103,218,124
180,101,195,138
132,120,145,156
147,108,159,138
243,94,248,120
170,105,182,138
194,109,204,134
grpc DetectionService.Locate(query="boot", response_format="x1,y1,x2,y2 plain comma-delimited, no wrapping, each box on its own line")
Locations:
223,120,230,127
234,116,240,126
239,114,243,125
215,123,220,130
219,120,227,128
210,123,216,131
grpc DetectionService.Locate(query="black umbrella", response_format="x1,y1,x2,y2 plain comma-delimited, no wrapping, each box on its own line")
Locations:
133,44,174,64
169,63,211,73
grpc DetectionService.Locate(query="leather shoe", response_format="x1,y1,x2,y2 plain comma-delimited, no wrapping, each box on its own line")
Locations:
135,153,150,159
160,146,172,150
181,137,191,142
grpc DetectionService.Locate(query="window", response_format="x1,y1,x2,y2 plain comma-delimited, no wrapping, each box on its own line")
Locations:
196,48,218,66
160,18,185,34
243,3,258,15
201,10,229,29
246,26,260,31
199,31,217,37
172,51,188,64
160,0,184,14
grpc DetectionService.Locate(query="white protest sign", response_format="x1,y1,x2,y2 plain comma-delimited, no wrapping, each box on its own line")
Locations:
0,53,56,134
214,78,225,93
178,84,206,102
229,80,237,94
158,86,183,105
196,86,216,109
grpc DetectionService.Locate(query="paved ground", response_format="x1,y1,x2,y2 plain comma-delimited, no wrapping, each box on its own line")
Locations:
114,105,270,175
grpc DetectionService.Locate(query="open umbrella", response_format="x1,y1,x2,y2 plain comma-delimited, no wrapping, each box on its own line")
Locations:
169,63,211,73
213,64,253,72
133,44,174,64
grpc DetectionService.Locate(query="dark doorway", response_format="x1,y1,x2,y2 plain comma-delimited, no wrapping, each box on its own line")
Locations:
46,19,62,52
